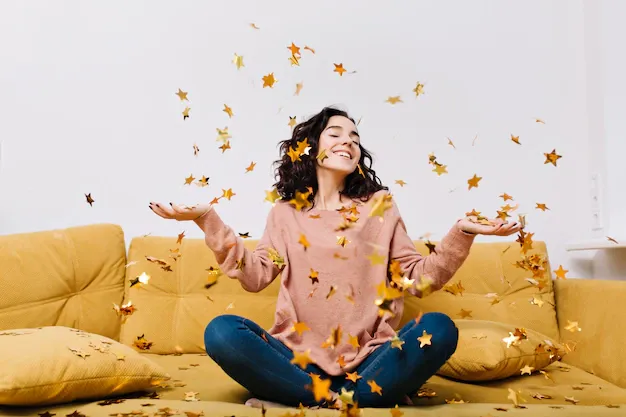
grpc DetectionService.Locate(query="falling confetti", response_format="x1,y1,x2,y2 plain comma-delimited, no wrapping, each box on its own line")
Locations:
232,53,244,70
333,63,347,76
467,174,482,190
544,149,562,166
553,265,568,279
175,88,188,101
386,96,403,105
262,73,277,88
85,193,95,206
294,82,304,96
413,82,425,96
223,104,234,118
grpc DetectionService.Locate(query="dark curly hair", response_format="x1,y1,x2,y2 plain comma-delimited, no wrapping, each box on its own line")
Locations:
272,106,388,211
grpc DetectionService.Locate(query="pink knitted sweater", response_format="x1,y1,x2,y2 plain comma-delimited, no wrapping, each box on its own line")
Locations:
194,189,475,376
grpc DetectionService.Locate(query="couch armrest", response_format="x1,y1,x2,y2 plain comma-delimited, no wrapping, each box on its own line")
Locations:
555,278,626,388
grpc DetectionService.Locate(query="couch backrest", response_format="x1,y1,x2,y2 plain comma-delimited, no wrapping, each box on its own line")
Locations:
120,235,559,354
0,224,126,340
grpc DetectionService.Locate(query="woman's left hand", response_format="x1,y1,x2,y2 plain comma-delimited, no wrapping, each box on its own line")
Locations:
457,216,523,236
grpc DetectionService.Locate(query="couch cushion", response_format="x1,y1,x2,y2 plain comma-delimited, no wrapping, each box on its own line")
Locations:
0,224,126,340
120,236,281,353
0,326,170,406
437,320,564,381
400,241,560,342
142,353,626,407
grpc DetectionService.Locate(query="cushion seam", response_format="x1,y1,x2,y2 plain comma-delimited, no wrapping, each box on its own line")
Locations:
0,283,124,315
1,374,166,391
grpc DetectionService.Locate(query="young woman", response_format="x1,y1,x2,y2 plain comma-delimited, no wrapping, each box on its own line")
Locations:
149,107,522,409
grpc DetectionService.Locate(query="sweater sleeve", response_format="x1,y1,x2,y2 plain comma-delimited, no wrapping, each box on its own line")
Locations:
388,201,476,297
193,204,284,293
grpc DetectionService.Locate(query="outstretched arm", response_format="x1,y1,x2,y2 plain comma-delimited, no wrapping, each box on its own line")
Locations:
194,205,285,293
388,202,476,297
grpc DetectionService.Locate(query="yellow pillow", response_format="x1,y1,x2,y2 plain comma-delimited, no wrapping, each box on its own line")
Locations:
437,320,565,381
0,326,170,406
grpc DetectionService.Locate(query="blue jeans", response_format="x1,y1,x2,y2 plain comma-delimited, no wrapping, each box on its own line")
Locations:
204,312,458,408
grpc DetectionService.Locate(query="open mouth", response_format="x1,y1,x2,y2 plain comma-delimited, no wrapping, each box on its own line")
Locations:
333,150,352,160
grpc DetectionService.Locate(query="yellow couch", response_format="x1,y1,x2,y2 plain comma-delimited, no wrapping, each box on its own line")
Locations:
1,223,625,417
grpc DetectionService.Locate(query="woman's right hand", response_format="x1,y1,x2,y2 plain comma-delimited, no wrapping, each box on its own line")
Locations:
149,201,213,221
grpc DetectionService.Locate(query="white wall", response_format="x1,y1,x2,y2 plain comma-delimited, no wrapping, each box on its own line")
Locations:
0,1,621,279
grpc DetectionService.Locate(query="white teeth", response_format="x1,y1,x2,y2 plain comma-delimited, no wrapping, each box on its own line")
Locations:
334,151,351,159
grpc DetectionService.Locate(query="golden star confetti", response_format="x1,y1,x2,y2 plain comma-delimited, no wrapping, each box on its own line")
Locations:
326,285,338,299
443,281,464,296
129,272,151,287
175,88,188,101
264,188,281,204
307,374,332,402
345,372,362,383
184,392,199,402
458,309,472,319
433,164,448,175
413,82,425,96
308,268,319,285
389,405,403,417
67,346,90,359
564,320,582,332
554,265,568,279
267,247,285,268
262,73,277,88
334,63,347,76
290,349,314,369
607,236,619,244
133,334,153,350
511,134,521,145
85,193,95,206
467,174,482,190
182,107,190,120
113,301,136,323
223,104,233,118
394,180,407,187
219,141,231,153
294,82,304,95
288,188,312,211
336,236,350,247
532,393,552,400
417,330,432,348
245,162,256,172
317,148,330,163
216,127,231,143
386,96,403,105
565,396,579,405
221,188,235,200
288,116,297,129
367,380,383,395
390,335,405,350
536,118,545,124
232,53,244,69
292,322,311,336
544,149,562,166
321,324,342,349
184,175,195,185
304,46,315,54
196,175,209,187
520,365,534,375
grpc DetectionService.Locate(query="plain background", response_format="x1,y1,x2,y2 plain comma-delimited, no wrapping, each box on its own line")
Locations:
0,0,624,279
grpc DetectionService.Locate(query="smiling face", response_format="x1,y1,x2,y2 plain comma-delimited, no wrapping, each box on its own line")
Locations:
316,115,361,175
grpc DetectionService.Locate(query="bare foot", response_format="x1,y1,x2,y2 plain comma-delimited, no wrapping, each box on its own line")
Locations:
245,398,290,409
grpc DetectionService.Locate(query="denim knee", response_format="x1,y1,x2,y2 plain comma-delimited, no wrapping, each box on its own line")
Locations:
420,312,459,356
204,314,241,356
